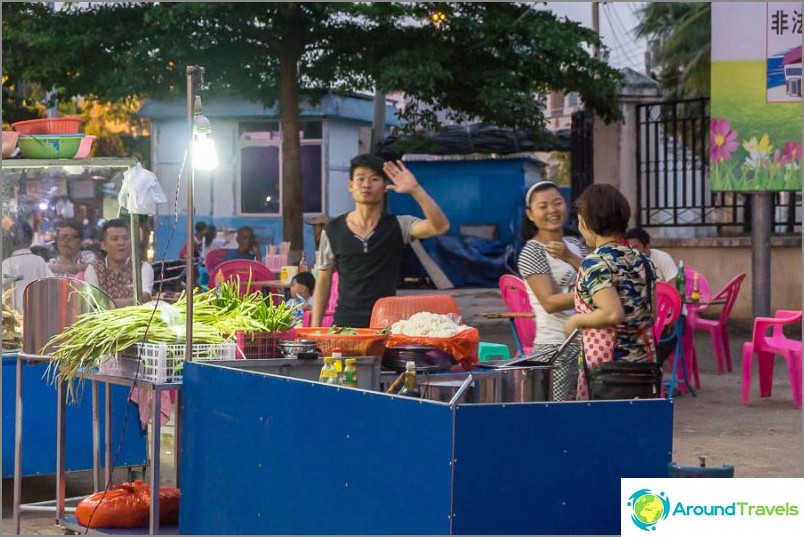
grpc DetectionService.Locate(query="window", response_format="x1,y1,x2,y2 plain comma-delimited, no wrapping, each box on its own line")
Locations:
238,121,324,216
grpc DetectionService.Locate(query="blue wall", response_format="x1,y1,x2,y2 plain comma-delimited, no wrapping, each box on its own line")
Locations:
389,159,542,245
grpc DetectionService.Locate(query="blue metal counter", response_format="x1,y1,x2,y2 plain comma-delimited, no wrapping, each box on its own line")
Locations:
2,355,147,478
179,361,673,535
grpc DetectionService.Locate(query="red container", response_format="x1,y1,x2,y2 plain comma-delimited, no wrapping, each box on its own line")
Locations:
235,329,299,359
294,327,388,357
12,117,83,135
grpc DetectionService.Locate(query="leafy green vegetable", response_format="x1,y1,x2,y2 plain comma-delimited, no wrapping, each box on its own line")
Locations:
327,325,359,335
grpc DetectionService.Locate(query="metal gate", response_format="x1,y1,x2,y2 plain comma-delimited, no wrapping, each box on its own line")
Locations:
636,98,800,233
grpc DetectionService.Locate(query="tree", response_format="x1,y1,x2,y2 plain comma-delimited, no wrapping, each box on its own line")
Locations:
634,2,711,99
3,2,623,259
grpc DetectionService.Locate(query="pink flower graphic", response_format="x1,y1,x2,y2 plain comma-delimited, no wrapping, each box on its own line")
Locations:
782,141,802,164
710,118,738,163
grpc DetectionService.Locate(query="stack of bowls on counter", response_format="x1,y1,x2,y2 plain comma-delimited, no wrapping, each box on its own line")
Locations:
3,117,96,159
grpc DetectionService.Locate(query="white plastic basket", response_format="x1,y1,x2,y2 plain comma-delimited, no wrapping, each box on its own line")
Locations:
99,342,236,383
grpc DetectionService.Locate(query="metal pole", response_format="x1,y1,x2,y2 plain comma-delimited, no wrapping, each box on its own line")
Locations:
130,214,142,305
591,2,600,59
185,66,201,363
751,193,772,318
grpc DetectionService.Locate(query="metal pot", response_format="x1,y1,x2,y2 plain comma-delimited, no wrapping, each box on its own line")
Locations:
22,277,115,357
382,346,456,372
277,339,317,358
479,360,554,402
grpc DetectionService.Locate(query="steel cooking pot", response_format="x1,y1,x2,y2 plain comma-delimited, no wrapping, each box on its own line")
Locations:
478,359,554,402
22,277,115,357
277,339,318,358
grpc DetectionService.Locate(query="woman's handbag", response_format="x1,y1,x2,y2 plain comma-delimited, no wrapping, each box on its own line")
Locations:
585,361,662,400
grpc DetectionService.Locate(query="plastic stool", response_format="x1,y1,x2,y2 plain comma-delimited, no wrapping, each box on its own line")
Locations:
478,342,511,362
668,461,734,478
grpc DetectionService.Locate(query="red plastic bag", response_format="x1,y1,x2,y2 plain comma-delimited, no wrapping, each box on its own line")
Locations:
386,327,480,370
75,480,180,528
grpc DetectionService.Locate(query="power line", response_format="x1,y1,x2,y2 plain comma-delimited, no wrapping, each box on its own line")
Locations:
602,4,640,69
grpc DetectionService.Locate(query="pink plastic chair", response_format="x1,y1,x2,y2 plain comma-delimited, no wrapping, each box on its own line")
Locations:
742,310,802,408
499,275,536,355
653,282,687,397
688,273,746,381
653,282,682,344
302,271,339,328
209,259,279,303
204,248,230,277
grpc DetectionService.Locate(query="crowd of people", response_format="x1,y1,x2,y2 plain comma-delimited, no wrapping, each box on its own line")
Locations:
2,150,678,402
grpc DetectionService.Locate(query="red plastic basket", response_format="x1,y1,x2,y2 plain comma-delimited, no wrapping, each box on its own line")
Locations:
370,294,462,328
294,327,388,357
235,329,298,359
12,117,83,135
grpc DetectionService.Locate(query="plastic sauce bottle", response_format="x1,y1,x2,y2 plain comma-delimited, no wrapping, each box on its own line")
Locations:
319,357,339,384
331,348,344,383
398,361,421,398
691,272,700,302
343,358,359,388
214,271,225,294
675,260,686,297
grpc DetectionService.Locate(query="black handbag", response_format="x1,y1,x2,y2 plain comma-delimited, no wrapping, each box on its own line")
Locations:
586,361,662,400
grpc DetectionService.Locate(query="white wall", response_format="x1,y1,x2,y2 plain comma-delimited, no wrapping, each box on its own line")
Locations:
325,121,362,217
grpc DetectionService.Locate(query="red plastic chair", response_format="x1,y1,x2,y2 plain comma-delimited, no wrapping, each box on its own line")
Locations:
302,271,339,328
209,259,279,303
742,310,802,408
369,293,461,329
204,248,231,277
498,275,536,356
688,273,746,380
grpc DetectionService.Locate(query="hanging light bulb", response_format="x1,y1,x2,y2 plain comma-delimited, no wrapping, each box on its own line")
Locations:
192,96,219,170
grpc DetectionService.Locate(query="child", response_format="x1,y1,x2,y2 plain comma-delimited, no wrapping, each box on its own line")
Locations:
287,272,316,325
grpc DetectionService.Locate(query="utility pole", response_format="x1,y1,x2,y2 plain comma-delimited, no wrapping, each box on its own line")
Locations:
591,2,600,59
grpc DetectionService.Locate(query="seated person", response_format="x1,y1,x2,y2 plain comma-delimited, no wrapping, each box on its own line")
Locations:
1,222,54,312
84,219,154,308
179,221,208,260
286,272,316,325
48,221,97,277
223,226,261,262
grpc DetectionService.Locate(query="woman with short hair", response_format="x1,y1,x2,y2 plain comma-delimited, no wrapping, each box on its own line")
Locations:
565,184,657,400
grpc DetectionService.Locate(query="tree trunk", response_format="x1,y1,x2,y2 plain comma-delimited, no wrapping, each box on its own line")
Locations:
278,38,304,263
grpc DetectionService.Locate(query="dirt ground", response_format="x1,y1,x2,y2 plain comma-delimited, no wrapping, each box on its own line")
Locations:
3,288,802,534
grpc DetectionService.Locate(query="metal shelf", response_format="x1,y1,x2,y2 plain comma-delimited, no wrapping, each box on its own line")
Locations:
58,515,179,536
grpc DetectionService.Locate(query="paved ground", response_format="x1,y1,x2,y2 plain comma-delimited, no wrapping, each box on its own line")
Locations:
3,287,802,534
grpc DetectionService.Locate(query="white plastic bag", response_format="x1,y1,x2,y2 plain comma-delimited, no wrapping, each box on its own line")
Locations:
118,162,167,215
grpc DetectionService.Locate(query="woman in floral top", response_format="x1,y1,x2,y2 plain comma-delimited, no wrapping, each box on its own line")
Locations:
564,185,657,399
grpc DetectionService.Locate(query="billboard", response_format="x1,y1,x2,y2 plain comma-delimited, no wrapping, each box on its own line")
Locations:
711,2,802,192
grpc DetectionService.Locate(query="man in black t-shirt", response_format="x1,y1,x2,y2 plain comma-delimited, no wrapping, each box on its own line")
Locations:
311,154,450,328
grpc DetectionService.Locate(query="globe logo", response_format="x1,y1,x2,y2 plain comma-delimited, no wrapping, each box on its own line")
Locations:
627,489,670,531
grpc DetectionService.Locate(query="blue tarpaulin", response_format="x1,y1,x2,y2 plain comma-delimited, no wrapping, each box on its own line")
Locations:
421,235,515,288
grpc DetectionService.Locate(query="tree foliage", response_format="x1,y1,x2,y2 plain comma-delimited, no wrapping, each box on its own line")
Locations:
634,2,710,99
3,2,623,253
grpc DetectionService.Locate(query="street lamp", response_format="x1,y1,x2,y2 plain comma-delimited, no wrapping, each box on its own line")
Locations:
184,66,217,361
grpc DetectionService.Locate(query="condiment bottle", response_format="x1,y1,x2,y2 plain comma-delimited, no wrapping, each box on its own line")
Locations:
332,347,344,383
343,358,359,388
675,260,686,297
691,272,700,302
398,361,421,398
318,357,338,384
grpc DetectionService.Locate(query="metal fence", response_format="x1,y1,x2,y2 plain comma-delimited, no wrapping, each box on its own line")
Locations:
636,98,800,234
